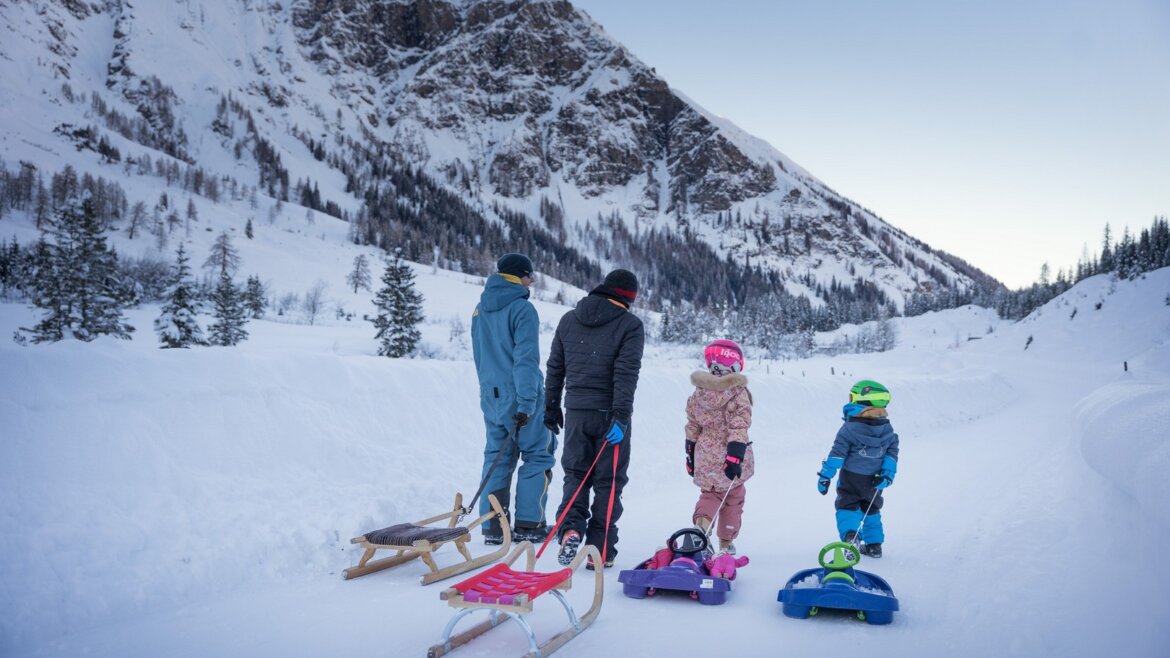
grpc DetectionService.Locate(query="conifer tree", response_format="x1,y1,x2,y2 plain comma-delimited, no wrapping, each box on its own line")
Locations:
208,268,248,346
346,254,372,293
154,243,206,348
1099,224,1114,273
0,238,24,299
243,275,266,319
16,195,134,344
372,252,424,357
203,231,241,277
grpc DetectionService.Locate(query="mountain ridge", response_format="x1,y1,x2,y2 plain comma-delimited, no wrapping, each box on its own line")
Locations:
0,0,1002,317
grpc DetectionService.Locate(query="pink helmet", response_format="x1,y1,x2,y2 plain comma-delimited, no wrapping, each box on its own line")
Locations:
704,339,744,373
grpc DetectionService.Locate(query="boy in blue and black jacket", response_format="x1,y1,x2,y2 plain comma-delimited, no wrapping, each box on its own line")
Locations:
816,380,899,558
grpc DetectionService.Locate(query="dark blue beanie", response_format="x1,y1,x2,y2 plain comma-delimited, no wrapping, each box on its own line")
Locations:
496,253,534,278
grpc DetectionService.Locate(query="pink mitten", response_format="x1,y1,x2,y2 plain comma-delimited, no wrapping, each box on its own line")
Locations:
705,553,751,579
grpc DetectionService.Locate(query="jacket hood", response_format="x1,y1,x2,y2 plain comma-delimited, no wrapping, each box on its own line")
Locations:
572,293,627,328
842,418,895,447
479,273,530,312
690,371,748,391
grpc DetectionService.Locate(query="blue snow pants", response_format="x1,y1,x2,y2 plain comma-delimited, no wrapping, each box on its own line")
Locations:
834,468,885,544
479,386,556,531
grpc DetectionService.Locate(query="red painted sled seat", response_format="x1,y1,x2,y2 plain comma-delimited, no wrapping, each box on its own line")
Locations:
427,541,604,658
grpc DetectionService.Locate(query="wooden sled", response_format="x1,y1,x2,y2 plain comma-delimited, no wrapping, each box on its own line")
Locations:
344,493,510,585
426,541,604,658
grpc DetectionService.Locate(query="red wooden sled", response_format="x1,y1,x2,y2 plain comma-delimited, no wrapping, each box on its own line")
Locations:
426,541,604,658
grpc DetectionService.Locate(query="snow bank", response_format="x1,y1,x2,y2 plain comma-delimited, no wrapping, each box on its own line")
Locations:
1077,380,1170,529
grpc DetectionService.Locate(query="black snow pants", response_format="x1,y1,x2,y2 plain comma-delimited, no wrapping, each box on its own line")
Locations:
554,409,631,560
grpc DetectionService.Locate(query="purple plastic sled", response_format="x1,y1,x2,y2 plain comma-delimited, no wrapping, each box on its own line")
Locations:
617,528,735,606
618,561,733,605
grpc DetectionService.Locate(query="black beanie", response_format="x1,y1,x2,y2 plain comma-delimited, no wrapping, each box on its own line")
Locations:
496,253,534,278
601,269,638,304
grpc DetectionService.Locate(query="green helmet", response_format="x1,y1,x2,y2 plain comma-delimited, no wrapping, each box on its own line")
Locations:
850,380,890,408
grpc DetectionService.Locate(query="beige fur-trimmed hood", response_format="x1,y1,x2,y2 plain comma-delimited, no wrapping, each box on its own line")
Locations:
690,370,748,391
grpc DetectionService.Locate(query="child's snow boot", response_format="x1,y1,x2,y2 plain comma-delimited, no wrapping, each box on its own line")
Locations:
585,557,615,571
861,542,882,558
843,530,859,547
719,539,737,555
557,530,582,566
695,517,711,534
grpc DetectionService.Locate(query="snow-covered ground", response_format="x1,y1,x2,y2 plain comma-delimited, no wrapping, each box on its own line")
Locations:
2,252,1168,657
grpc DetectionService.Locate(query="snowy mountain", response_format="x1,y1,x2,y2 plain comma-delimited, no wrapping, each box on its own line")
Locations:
0,0,998,311
1,256,1167,656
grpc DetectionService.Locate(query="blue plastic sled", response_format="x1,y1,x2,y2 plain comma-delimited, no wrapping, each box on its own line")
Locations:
777,542,899,625
618,528,733,606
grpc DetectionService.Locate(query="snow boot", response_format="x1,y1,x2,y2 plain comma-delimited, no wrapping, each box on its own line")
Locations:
483,498,510,545
843,530,859,547
719,539,737,555
695,517,712,534
861,542,882,558
558,530,582,566
585,557,615,571
512,524,550,544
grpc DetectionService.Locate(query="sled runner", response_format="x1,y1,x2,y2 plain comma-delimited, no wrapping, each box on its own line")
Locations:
618,527,747,605
777,541,899,625
344,493,510,585
426,540,604,658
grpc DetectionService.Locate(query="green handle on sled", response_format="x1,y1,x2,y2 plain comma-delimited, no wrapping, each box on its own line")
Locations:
818,541,861,570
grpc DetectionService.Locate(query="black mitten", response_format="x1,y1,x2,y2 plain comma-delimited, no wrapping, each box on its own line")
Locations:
724,441,748,480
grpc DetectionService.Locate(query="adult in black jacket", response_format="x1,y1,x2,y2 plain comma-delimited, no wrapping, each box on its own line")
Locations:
544,269,645,567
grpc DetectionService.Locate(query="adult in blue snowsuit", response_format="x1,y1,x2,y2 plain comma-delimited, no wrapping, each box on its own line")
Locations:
816,380,899,558
471,253,556,544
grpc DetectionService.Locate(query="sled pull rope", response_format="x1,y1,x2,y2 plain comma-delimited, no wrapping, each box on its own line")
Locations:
535,443,612,559
461,421,522,521
853,488,881,547
601,443,619,565
704,478,737,548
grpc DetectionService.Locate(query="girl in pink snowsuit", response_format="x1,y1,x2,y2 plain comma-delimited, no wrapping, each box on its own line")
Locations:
685,339,754,554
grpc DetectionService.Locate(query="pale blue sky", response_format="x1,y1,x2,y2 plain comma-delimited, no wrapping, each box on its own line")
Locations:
571,0,1170,288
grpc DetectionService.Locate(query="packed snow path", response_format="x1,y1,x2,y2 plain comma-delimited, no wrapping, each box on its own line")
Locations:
2,270,1168,657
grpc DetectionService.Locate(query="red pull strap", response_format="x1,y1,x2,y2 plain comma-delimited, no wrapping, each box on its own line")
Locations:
601,443,619,565
535,444,607,559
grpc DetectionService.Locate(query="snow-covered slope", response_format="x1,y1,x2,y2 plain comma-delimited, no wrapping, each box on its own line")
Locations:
1,264,1167,657
0,0,995,309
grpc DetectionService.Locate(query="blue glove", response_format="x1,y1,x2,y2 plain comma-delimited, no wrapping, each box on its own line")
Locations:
817,475,832,495
605,417,628,445
874,455,897,490
817,457,844,495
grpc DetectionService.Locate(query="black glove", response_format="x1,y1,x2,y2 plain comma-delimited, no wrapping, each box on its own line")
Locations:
512,412,529,429
723,441,748,480
685,440,696,476
543,406,563,434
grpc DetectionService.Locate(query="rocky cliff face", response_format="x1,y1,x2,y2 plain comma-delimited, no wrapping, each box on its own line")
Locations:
294,0,780,211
